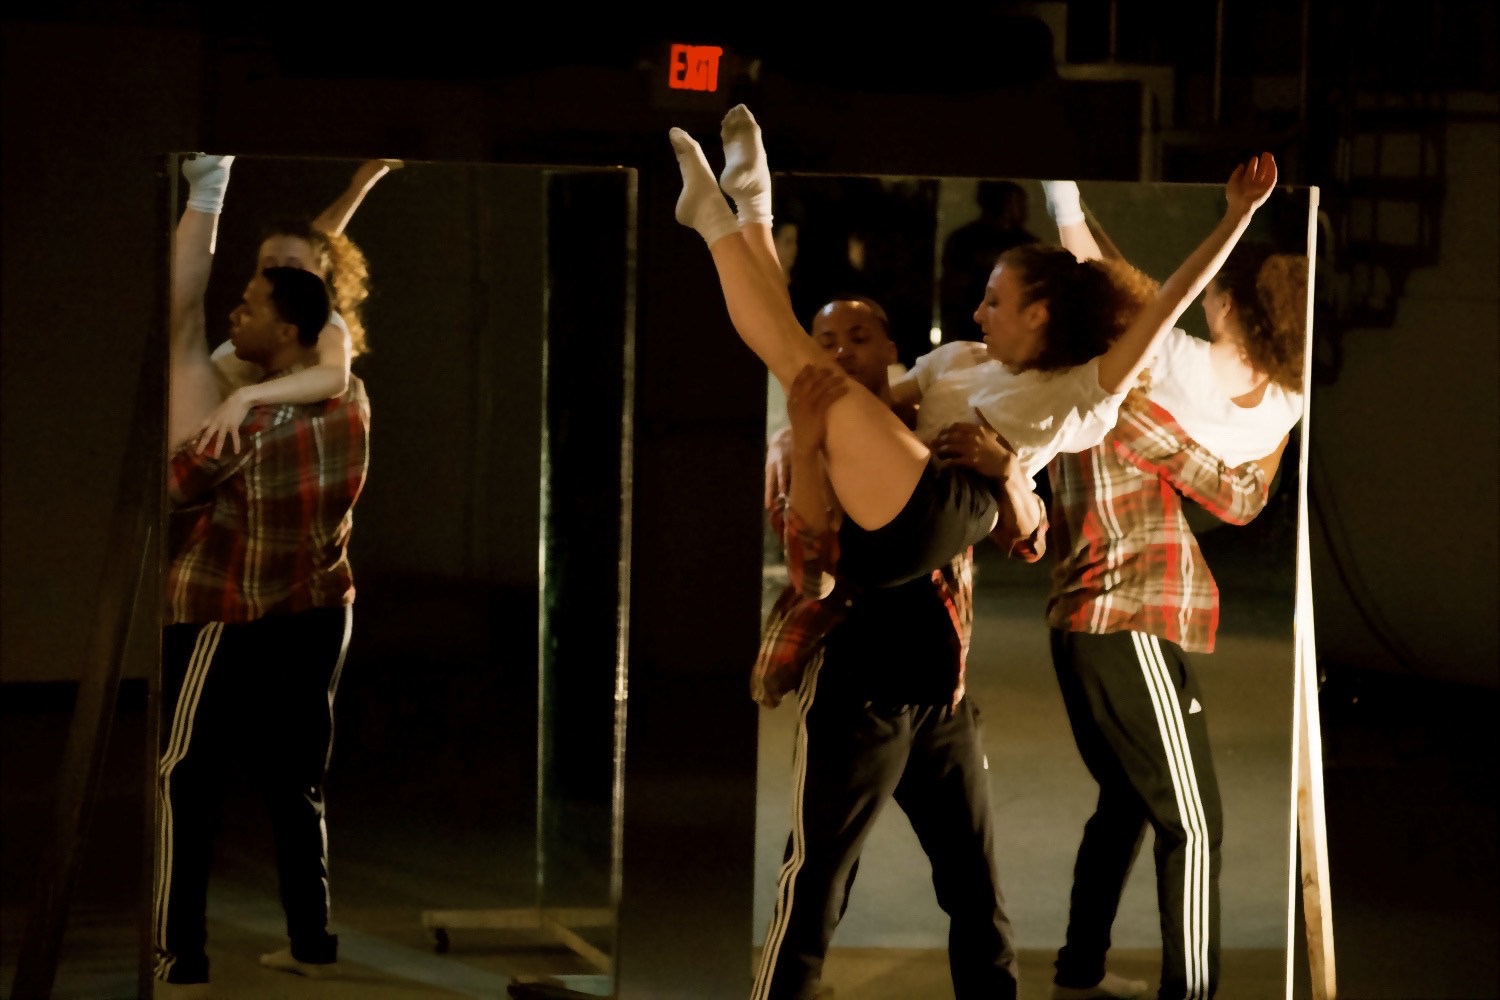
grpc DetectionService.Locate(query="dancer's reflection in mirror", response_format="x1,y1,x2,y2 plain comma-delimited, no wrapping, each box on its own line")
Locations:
156,155,388,998
181,158,400,456
1033,179,1306,1000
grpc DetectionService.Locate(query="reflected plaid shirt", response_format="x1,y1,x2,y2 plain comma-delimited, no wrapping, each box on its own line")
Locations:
1045,396,1271,653
751,474,1046,710
165,373,370,625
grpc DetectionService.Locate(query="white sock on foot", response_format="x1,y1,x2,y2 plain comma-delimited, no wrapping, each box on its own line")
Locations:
182,154,235,215
719,104,773,226
670,128,740,247
1041,179,1085,228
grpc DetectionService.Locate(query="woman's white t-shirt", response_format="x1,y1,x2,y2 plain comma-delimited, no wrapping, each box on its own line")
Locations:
903,340,1130,480
1147,329,1303,466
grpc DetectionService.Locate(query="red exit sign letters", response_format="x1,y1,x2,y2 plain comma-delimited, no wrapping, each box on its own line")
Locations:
668,44,723,92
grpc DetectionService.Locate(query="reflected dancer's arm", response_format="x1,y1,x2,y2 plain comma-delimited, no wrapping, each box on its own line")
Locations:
1094,154,1279,395
313,159,403,237
195,315,353,456
1111,397,1279,526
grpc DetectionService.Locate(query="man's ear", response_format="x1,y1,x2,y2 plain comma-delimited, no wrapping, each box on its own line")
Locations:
275,320,301,347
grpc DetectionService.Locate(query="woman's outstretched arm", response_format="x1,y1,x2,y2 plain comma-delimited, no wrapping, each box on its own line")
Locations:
195,317,353,455
193,160,397,454
1094,153,1278,395
313,159,403,236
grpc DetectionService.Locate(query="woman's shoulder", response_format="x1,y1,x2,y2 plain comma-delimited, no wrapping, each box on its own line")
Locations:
922,339,990,370
1260,381,1305,422
1045,355,1132,404
1151,327,1211,371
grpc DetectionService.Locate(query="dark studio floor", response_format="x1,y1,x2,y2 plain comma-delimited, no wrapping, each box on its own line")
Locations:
1,543,1495,999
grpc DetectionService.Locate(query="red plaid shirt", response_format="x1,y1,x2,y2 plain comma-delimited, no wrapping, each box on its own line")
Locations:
751,460,1046,709
1045,397,1270,653
165,373,371,625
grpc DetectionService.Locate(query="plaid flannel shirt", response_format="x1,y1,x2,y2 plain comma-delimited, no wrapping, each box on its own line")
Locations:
165,373,371,625
751,463,1046,710
1045,396,1271,653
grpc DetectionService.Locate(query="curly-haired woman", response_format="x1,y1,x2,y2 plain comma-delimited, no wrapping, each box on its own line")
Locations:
672,104,1279,590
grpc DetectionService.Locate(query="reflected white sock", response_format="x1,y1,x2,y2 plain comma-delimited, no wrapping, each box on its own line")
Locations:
182,154,235,215
719,104,773,226
670,128,740,247
1041,179,1085,227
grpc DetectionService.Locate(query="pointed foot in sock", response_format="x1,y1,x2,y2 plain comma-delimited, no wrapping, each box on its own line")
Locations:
719,103,759,138
181,154,235,183
668,126,701,160
669,128,739,244
718,105,772,223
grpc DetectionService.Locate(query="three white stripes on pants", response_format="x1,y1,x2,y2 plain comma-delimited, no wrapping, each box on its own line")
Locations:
751,652,824,1000
1131,632,1210,1000
153,622,223,980
752,635,1208,999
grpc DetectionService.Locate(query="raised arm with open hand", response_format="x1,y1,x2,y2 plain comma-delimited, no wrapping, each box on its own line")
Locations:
314,159,404,236
1094,153,1278,395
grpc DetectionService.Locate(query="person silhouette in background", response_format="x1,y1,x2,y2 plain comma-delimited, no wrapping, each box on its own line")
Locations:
940,180,1039,343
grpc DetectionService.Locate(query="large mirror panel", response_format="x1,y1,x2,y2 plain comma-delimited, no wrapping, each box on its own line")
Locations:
757,172,1314,997
154,155,631,997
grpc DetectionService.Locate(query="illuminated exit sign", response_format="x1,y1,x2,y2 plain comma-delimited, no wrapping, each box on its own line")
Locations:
668,44,723,92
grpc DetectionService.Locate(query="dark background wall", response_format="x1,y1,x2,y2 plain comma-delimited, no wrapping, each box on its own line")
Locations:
5,7,1495,692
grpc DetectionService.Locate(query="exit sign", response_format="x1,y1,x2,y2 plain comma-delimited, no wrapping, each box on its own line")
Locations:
649,41,753,111
668,43,723,92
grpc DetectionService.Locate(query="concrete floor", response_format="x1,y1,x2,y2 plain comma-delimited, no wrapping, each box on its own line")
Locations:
748,539,1298,998
755,564,1297,955
2,525,1495,999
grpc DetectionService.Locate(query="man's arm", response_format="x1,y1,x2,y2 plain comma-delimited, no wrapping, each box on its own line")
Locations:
773,365,850,599
1111,398,1279,526
991,488,1048,563
931,414,1047,560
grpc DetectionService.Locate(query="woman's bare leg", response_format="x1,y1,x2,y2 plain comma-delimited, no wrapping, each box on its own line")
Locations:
672,128,926,530
168,155,235,450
